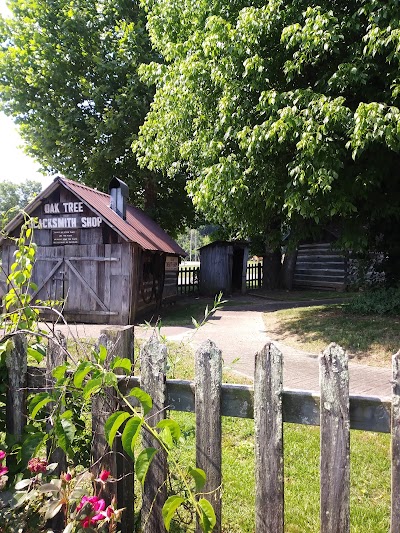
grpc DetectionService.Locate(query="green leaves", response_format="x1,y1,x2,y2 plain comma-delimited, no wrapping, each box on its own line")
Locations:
128,387,153,415
135,447,157,485
29,392,52,419
121,416,142,459
198,498,216,533
55,416,76,454
162,496,185,531
188,467,206,492
105,411,131,447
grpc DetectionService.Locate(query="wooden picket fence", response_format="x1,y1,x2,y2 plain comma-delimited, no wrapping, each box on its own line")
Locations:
5,327,400,532
246,261,263,289
178,265,200,294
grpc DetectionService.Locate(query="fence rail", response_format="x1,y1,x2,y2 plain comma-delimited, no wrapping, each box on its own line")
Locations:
178,265,199,294
5,329,399,532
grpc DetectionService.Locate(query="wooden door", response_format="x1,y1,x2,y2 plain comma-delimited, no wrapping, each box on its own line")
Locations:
31,244,131,324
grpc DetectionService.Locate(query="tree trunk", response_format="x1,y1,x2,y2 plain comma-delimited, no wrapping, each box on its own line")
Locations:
280,248,298,290
262,249,282,290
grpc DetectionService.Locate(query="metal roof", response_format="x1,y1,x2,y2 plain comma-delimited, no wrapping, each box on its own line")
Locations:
2,176,186,256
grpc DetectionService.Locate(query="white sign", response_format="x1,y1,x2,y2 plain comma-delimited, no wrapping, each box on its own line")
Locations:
165,256,179,271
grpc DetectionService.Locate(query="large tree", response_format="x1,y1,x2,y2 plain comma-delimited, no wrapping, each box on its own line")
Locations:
0,179,42,228
0,0,194,235
135,0,400,286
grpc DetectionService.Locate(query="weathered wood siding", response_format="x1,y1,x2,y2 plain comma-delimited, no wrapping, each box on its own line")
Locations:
200,244,233,295
1,180,182,323
293,243,347,291
1,241,134,326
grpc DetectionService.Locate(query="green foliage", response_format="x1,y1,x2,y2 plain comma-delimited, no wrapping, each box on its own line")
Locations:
0,223,217,532
0,180,42,229
345,287,400,316
135,0,400,266
0,0,194,235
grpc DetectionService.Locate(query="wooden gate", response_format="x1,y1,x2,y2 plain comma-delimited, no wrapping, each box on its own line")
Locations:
31,244,131,323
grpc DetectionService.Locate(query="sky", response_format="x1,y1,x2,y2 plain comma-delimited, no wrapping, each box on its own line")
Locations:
0,0,53,190
0,114,54,189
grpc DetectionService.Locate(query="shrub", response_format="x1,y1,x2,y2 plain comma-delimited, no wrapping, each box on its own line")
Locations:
344,287,400,316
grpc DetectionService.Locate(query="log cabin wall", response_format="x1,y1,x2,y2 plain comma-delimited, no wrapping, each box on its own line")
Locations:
293,243,347,291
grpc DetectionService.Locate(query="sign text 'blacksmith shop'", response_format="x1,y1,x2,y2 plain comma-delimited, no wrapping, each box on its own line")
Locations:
38,202,102,229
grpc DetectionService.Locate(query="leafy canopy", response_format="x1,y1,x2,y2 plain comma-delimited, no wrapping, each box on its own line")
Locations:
0,0,194,235
135,0,400,250
0,180,42,228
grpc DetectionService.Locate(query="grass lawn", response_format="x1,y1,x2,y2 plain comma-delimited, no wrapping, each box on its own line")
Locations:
263,304,400,366
164,349,391,532
252,289,355,301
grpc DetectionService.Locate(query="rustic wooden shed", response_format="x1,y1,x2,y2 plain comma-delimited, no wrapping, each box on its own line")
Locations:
199,241,249,295
0,176,185,324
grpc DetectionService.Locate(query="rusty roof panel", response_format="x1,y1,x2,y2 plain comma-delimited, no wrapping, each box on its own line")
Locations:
60,178,186,255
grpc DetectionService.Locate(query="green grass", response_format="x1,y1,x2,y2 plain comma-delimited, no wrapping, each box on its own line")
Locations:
253,289,355,301
264,304,400,365
165,350,390,532
167,411,390,532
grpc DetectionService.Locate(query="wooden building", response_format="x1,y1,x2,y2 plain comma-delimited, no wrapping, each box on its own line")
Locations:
0,176,185,324
292,243,347,291
199,241,248,295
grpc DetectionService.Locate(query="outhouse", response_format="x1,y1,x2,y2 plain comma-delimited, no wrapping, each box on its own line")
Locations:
0,176,185,324
199,241,249,295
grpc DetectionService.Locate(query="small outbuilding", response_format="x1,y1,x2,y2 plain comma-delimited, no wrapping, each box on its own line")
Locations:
199,241,249,296
0,176,185,324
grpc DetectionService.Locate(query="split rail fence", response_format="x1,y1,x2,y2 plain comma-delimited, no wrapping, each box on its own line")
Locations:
5,326,400,533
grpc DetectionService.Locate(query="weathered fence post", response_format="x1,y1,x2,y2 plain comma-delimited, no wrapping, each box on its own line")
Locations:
91,325,134,533
319,343,350,533
140,331,168,533
391,350,400,532
46,332,68,533
6,334,27,439
257,262,262,289
254,342,284,533
195,339,222,533
47,331,68,476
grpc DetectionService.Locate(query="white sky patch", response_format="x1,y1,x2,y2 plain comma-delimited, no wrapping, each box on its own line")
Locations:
0,114,53,188
0,0,53,189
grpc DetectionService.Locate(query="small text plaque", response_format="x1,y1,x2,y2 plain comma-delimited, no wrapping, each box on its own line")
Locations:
52,229,80,245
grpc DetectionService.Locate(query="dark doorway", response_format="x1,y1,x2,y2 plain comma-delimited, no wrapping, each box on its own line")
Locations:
232,247,244,291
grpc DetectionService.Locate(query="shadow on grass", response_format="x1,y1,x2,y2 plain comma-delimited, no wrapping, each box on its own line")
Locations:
267,305,400,364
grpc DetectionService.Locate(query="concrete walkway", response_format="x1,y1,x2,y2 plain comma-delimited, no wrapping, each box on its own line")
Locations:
135,295,393,399
51,294,393,398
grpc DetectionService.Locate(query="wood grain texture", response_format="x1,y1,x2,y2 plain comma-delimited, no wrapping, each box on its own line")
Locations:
320,343,350,533
254,342,284,533
195,340,222,533
91,326,134,533
46,332,68,476
140,332,168,533
391,350,400,532
6,334,27,439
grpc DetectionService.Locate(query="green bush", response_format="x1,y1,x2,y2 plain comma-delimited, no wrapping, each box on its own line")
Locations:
344,287,400,316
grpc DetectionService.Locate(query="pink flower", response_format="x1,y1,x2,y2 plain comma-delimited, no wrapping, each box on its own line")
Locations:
63,472,72,482
0,465,8,477
98,469,111,482
105,505,114,518
0,451,6,462
28,458,48,474
77,495,107,527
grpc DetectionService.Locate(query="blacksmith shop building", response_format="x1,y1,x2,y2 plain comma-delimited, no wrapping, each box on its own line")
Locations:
0,176,185,324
